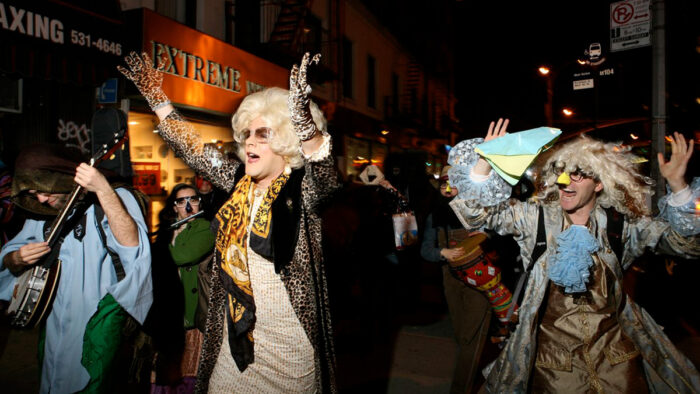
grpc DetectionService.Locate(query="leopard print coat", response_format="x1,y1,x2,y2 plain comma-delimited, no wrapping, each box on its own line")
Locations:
157,111,340,393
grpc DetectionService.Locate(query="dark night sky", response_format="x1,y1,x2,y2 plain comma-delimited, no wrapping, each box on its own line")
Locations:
365,0,699,141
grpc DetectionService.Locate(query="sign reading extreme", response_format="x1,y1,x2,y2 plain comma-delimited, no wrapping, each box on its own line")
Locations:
141,9,288,115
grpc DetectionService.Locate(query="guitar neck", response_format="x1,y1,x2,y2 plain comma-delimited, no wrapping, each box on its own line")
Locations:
45,184,84,246
42,132,128,246
44,158,98,246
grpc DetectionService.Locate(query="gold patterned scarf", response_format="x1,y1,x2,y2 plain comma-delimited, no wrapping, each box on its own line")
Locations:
215,172,289,370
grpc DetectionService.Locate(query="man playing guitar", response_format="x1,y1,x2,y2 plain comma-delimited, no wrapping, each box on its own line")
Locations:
0,144,152,393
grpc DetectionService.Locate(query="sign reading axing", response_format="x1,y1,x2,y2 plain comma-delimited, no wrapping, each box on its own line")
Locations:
610,0,651,52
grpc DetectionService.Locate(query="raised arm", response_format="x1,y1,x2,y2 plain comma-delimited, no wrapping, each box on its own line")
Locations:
619,135,698,266
118,52,239,191
75,164,139,246
289,53,327,156
289,53,341,208
472,118,509,176
447,119,512,207
658,131,694,193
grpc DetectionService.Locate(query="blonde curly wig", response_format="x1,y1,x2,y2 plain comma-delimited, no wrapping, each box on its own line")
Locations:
231,87,327,169
534,134,654,217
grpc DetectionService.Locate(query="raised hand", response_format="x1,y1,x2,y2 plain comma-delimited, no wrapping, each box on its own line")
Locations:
485,118,509,142
74,163,111,194
473,118,510,176
288,52,321,141
658,131,694,193
117,52,170,111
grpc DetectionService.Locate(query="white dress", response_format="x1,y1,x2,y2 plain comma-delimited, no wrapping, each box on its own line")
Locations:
208,189,316,393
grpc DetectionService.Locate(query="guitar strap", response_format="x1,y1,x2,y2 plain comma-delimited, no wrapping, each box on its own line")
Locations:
91,186,149,282
504,205,546,322
40,186,146,282
40,201,92,269
94,204,126,282
39,199,128,281
604,207,624,262
504,205,625,324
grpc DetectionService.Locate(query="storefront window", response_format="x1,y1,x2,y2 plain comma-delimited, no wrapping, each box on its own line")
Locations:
344,135,389,183
128,111,234,231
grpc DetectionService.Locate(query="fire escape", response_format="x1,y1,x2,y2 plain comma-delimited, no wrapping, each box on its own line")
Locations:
227,0,336,83
402,61,423,123
267,0,313,53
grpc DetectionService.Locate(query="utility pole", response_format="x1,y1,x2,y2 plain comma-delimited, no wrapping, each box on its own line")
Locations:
545,76,553,127
651,0,666,207
538,66,554,127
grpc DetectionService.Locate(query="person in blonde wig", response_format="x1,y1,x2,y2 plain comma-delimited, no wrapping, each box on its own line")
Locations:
535,134,654,217
120,52,340,393
231,87,327,173
447,118,699,393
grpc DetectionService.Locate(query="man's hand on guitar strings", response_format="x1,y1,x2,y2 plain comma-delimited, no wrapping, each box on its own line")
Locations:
4,242,51,275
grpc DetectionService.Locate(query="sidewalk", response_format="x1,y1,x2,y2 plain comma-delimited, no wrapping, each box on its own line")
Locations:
334,311,460,394
335,310,700,394
3,310,698,393
0,323,40,393
385,317,457,394
0,314,460,394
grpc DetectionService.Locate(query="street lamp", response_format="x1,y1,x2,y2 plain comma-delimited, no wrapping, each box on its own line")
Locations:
562,108,574,117
538,66,553,126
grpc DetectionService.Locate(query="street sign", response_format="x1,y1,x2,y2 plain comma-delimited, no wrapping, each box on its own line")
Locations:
610,0,651,52
573,79,594,90
98,78,118,104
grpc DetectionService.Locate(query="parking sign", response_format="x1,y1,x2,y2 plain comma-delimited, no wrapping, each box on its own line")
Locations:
610,0,651,52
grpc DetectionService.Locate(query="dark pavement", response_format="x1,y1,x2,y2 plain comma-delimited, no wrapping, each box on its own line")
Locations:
2,259,699,393
1,309,699,393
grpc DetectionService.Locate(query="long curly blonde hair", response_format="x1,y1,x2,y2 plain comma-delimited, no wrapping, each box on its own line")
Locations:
231,87,327,170
534,134,654,217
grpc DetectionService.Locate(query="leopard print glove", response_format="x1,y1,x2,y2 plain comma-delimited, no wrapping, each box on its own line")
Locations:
117,52,170,111
288,52,321,141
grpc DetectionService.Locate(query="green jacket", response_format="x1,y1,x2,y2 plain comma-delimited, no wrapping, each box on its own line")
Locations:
169,217,215,328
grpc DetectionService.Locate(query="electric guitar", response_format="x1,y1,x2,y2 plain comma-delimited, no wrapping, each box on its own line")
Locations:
7,130,128,329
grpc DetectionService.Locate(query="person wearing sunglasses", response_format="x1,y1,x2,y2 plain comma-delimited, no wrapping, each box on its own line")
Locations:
448,119,699,393
120,52,341,393
146,183,214,391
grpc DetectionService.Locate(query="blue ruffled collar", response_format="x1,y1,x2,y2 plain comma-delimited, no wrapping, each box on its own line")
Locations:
548,218,600,293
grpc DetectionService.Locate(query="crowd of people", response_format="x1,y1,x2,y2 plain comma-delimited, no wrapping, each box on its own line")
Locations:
0,51,697,394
